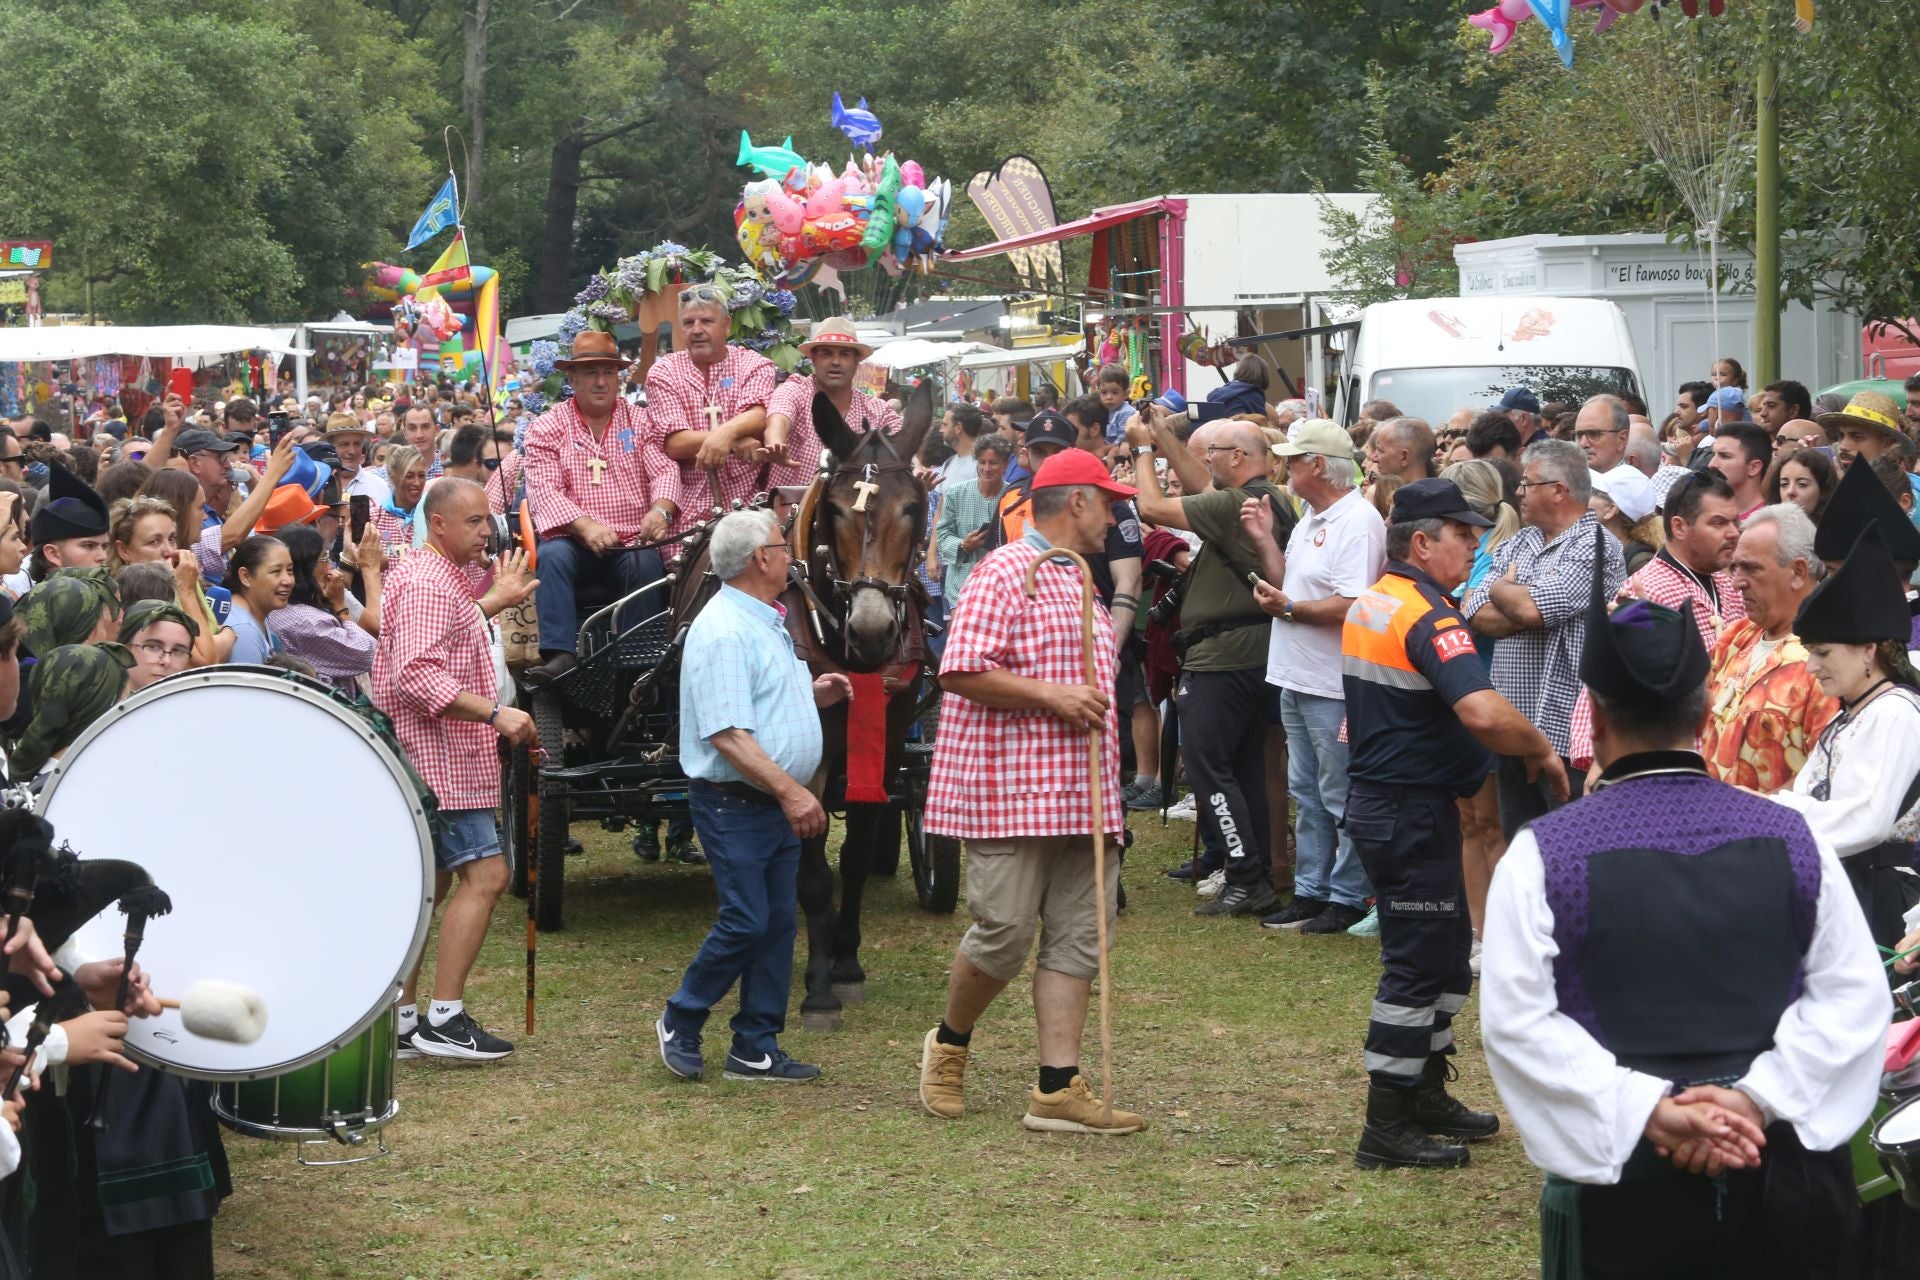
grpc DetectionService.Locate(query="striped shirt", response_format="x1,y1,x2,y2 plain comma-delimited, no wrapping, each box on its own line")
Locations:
933,477,1002,603
679,584,822,786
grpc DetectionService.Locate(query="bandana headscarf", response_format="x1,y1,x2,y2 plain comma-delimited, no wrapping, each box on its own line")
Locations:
12,643,134,777
19,573,116,658
117,598,199,646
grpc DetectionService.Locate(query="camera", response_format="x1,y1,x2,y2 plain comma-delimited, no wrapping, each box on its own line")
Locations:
1146,558,1186,626
484,513,519,559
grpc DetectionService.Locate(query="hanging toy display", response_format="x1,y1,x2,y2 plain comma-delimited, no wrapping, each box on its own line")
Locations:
732,94,953,285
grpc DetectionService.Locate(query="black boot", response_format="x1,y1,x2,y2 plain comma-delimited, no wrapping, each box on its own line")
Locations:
1412,1053,1501,1141
1355,1082,1470,1170
525,650,578,688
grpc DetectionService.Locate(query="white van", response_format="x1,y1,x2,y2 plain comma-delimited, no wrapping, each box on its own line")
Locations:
1335,296,1644,426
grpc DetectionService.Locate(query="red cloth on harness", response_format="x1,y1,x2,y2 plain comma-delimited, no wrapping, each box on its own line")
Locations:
844,671,891,803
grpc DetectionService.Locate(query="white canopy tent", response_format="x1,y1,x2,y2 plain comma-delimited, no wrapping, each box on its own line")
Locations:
291,316,390,402
0,325,310,365
956,342,1082,371
862,338,999,371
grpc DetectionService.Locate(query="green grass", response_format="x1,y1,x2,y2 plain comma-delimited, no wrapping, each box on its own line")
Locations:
212,817,1542,1279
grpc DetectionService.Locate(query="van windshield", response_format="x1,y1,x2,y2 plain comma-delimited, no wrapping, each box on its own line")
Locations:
1368,366,1639,425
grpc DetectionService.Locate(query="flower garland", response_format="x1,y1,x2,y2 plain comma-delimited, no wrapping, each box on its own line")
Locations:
530,242,804,410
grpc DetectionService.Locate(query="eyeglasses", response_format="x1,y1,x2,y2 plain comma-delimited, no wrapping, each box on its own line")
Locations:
1514,478,1565,493
1203,444,1243,457
131,641,192,663
760,539,790,554
0,454,22,466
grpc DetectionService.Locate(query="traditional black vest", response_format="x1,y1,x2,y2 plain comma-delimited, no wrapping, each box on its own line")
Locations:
1530,753,1822,1085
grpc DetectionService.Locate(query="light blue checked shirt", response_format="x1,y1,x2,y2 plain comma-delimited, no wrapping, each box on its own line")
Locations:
680,584,822,786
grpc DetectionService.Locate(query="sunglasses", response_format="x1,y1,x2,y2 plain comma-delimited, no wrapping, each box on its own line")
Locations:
681,282,729,307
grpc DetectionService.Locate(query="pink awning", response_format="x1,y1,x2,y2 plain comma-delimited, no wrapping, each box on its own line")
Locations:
941,196,1185,262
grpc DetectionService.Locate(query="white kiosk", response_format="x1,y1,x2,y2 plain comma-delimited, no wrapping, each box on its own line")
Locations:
1453,232,1860,401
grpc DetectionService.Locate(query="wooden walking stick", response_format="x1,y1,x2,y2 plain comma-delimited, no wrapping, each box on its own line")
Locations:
1022,546,1115,1125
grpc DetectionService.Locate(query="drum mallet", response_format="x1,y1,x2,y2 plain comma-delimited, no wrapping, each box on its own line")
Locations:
1022,546,1116,1127
159,980,269,1044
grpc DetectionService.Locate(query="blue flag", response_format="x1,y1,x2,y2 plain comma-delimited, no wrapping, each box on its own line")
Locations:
406,176,460,250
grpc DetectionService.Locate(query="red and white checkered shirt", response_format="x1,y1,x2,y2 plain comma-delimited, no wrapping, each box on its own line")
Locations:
486,450,525,516
523,399,673,542
765,375,902,487
373,546,500,811
643,348,777,532
927,537,1123,839
1567,551,1747,770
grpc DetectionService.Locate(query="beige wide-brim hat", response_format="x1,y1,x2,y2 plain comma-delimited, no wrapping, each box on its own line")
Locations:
800,317,874,361
1817,390,1906,442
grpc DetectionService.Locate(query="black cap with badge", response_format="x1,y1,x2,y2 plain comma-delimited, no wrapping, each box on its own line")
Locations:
1023,410,1078,452
1387,478,1494,529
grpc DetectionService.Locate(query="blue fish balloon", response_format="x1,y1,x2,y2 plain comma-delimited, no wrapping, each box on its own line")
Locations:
831,92,884,151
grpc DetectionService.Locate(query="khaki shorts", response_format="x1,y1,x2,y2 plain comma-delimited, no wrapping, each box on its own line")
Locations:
959,836,1120,984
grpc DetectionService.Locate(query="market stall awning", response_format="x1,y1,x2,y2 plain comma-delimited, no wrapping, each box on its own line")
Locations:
863,339,1000,370
942,196,1185,263
0,325,311,363
957,343,1083,371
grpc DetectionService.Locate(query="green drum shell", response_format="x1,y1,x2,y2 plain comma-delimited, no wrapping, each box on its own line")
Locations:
214,1008,398,1140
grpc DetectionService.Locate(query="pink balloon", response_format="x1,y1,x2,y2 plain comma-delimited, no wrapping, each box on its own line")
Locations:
1468,0,1533,53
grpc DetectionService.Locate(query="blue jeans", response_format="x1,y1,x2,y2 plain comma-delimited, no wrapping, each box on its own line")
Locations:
665,785,800,1056
434,808,500,871
1278,687,1373,910
534,539,664,655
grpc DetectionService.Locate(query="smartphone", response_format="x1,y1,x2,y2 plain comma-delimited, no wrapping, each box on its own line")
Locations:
349,495,370,544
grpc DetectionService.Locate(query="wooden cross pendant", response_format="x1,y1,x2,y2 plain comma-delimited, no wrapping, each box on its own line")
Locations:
588,457,608,485
704,404,723,432
851,480,880,512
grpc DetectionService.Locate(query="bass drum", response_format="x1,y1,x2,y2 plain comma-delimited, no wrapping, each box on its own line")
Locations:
41,668,434,1084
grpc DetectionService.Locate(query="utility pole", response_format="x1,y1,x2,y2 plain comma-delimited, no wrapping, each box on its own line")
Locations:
1753,43,1780,384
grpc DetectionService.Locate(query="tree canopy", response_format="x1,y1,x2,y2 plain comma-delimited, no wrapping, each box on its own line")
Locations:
2,0,1915,328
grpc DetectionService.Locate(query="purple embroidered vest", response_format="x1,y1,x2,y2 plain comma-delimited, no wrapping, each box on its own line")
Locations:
1532,773,1822,1084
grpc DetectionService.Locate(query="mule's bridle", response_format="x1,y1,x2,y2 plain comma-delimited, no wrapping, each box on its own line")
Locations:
799,428,924,648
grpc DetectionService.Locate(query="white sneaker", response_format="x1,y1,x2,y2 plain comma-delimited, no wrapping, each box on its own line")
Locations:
1469,934,1483,977
1196,869,1226,899
1164,794,1197,821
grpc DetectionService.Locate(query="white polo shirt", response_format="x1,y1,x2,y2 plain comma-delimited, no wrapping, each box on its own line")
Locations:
1266,486,1386,699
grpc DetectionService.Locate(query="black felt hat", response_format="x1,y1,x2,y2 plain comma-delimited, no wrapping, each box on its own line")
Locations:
1579,523,1709,704
1814,456,1920,565
28,465,109,544
1795,524,1913,646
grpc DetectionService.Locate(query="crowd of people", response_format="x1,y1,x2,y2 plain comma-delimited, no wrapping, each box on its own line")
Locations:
0,296,1915,1274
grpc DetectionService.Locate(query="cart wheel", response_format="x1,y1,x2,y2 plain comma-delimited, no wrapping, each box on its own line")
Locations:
503,743,531,899
905,797,959,914
533,690,568,932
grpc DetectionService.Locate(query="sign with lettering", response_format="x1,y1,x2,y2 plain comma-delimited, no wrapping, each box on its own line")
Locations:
1601,258,1753,295
1461,264,1539,295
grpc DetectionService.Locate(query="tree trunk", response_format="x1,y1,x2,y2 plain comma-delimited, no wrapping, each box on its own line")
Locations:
533,131,585,314
461,0,488,218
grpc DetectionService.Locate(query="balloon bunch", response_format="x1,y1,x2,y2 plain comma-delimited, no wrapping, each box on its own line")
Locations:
390,292,461,346
732,97,952,283
1467,0,1732,68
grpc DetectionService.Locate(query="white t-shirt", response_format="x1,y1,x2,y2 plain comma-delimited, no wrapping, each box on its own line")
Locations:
1266,487,1386,699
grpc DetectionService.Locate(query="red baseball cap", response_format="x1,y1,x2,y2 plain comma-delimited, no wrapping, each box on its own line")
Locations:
1031,448,1136,499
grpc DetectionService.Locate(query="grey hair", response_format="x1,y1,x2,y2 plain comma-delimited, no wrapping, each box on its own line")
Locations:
1522,439,1592,504
710,508,779,581
1624,424,1662,472
1385,517,1447,562
1303,450,1356,493
1740,502,1823,578
1585,393,1630,436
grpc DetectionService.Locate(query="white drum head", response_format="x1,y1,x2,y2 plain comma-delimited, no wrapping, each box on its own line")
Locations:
41,670,434,1080
1880,1095,1920,1147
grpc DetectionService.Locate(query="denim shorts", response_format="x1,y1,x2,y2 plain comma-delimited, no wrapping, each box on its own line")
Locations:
435,808,502,871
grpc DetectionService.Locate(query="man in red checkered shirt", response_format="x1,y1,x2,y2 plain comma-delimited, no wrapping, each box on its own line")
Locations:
521,330,682,686
762,318,901,487
375,477,538,1062
917,450,1146,1137
643,284,778,532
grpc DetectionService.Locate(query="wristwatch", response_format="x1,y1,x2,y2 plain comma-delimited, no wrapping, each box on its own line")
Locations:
1133,444,1154,456
1281,599,1295,623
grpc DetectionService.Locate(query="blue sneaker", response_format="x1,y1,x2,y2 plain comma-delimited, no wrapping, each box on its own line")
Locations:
656,1014,703,1079
722,1047,822,1082
1346,905,1380,937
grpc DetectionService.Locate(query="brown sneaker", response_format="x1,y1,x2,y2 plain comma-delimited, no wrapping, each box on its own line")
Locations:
1020,1075,1146,1136
919,1028,968,1119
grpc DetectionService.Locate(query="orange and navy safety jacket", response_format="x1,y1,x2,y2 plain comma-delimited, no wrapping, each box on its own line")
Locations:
1340,562,1495,795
